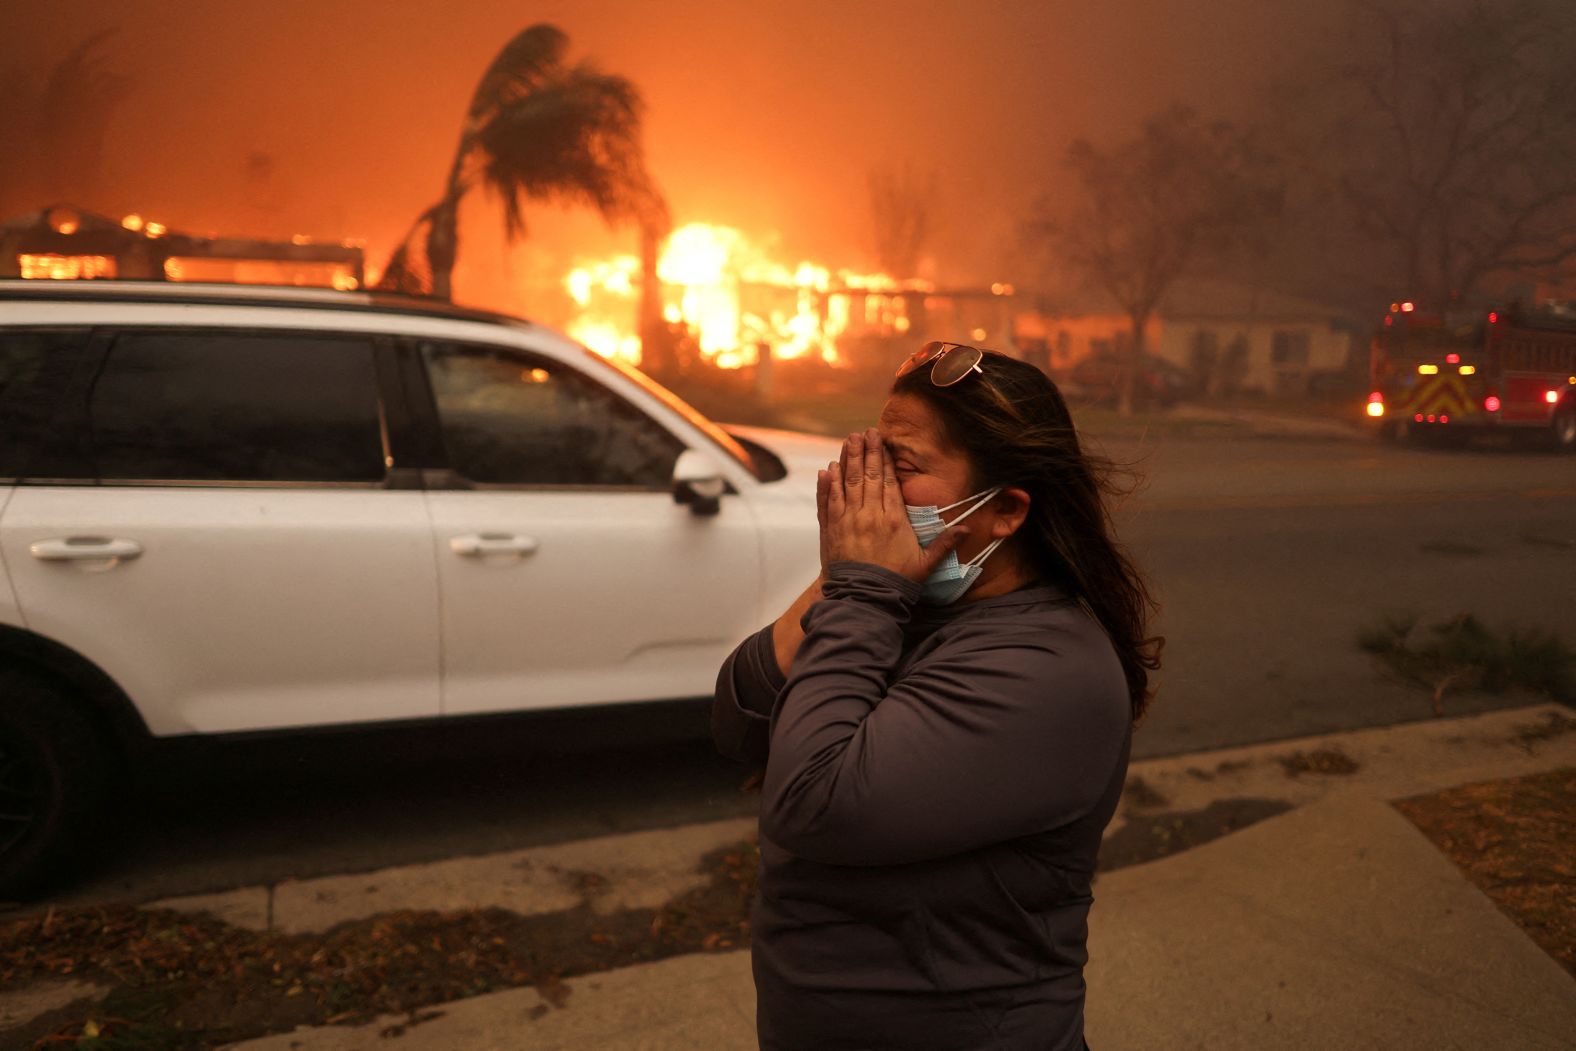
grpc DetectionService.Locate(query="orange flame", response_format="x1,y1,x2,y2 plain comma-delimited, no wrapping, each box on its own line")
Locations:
566,222,928,368
20,254,117,280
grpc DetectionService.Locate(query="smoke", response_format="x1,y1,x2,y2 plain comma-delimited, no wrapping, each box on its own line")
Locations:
0,0,1331,316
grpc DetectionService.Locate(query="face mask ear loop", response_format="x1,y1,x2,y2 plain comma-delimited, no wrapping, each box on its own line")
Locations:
962,536,1006,571
937,486,1003,522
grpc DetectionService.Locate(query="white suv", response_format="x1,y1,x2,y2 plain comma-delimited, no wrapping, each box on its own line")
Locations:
0,281,832,897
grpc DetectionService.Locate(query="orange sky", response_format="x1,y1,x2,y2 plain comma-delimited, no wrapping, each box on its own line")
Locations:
1,0,1331,320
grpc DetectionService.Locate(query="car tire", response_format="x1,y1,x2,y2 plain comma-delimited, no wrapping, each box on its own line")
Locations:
1554,403,1576,453
0,668,114,900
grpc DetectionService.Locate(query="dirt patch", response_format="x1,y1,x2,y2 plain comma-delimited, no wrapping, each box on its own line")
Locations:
1121,775,1169,811
1099,798,1294,872
1179,757,1258,782
1276,748,1361,778
1510,710,1576,754
0,841,758,1050
1394,767,1576,978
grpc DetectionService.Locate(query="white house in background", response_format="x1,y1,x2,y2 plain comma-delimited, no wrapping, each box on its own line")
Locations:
1015,279,1359,396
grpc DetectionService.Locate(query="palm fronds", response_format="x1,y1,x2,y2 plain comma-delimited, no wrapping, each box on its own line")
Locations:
377,23,668,300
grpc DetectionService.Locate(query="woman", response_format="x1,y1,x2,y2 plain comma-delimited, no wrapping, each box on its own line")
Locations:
712,342,1161,1051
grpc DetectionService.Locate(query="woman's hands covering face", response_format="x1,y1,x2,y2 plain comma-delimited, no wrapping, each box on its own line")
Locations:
817,428,969,582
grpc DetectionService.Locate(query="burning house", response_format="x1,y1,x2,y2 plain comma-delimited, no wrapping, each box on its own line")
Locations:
1,204,365,289
563,221,1018,381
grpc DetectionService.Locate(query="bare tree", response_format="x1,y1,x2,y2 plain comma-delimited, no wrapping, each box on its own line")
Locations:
1025,107,1282,415
1306,0,1576,306
867,163,937,279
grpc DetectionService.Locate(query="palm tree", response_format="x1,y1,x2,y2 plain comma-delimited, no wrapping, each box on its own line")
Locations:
378,24,667,301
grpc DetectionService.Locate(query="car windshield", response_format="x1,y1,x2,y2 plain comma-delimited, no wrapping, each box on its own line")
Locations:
578,346,762,479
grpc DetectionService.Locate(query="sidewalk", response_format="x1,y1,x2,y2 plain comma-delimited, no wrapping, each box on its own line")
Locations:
6,705,1573,1050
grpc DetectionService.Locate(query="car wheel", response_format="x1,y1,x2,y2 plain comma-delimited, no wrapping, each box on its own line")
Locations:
0,669,113,900
1554,404,1576,453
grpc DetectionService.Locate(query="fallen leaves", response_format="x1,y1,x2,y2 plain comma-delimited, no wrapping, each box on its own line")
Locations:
1275,748,1361,778
1396,767,1576,977
2,838,761,1049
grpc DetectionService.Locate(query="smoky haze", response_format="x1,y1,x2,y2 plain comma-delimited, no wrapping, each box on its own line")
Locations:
0,0,1330,318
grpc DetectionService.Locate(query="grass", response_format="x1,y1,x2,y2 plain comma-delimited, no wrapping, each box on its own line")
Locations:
1358,613,1576,713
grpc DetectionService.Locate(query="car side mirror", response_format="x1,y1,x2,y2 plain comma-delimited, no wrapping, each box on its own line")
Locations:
672,449,727,516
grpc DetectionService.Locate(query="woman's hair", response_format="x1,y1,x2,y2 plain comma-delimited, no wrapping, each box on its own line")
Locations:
892,350,1163,720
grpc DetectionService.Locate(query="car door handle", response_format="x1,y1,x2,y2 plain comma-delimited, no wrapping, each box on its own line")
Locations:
449,533,540,558
30,537,144,562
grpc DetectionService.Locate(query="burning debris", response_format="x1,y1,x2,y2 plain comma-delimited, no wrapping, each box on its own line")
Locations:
2,204,364,289
565,221,935,370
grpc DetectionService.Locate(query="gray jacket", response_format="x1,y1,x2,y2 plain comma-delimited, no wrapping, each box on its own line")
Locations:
713,561,1130,1051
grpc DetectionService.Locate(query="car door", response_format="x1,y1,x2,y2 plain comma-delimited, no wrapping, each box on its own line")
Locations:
0,324,441,736
412,337,763,716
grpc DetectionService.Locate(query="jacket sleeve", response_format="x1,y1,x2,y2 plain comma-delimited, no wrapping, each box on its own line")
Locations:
711,624,786,765
759,560,1128,867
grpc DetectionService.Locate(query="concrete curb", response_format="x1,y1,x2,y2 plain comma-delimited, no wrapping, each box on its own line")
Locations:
1106,703,1576,839
151,818,757,935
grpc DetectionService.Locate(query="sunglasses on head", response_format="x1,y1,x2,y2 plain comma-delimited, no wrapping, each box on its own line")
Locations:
895,341,986,387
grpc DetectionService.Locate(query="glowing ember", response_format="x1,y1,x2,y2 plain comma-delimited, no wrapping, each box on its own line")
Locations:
566,221,926,368
20,254,116,280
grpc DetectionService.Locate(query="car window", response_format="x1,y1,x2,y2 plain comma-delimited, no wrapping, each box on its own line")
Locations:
88,330,387,484
0,328,94,481
587,351,762,479
421,342,684,488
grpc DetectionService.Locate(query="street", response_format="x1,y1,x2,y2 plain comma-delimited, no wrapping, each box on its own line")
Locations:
1106,433,1576,755
40,432,1576,907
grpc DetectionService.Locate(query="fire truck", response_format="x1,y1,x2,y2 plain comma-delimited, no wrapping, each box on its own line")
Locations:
1366,301,1576,451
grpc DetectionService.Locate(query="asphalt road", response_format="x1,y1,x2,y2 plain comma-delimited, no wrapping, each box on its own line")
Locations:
32,432,1576,908
1104,433,1576,756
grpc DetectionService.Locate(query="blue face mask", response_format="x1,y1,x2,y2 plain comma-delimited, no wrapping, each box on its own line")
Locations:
905,488,1006,605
